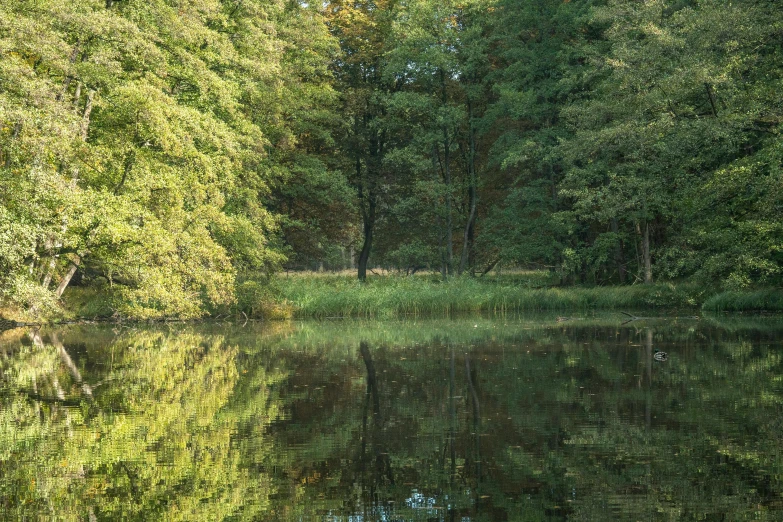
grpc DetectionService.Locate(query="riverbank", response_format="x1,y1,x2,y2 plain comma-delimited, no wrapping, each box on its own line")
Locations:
5,272,783,324
268,274,707,318
257,273,783,318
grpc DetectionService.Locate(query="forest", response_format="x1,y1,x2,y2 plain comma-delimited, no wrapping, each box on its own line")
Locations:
1,0,782,320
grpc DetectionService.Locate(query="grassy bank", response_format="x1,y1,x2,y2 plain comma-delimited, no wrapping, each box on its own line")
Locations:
266,273,707,318
10,272,783,324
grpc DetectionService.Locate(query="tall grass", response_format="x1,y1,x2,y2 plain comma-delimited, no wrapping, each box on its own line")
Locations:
56,272,783,321
272,274,703,318
702,289,783,312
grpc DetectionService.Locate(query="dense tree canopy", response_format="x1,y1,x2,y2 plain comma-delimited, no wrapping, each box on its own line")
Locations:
0,0,335,317
2,0,782,317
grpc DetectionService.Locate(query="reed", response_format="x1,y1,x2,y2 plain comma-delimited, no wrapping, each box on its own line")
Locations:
702,289,783,312
270,274,704,318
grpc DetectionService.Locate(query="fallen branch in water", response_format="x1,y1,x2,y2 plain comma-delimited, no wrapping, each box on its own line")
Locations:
620,311,641,325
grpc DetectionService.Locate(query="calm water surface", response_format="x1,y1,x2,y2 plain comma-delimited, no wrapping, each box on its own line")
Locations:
2,314,783,520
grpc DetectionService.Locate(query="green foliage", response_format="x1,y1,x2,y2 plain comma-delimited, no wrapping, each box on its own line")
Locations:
59,286,114,319
0,328,285,519
466,0,783,288
554,0,783,286
234,277,293,320
479,181,565,268
4,0,783,317
0,0,339,319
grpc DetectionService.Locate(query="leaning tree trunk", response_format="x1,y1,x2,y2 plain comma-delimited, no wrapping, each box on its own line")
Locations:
55,256,81,298
50,87,97,299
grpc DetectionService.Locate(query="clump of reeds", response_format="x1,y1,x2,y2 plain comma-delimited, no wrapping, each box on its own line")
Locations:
702,289,783,312
273,274,703,318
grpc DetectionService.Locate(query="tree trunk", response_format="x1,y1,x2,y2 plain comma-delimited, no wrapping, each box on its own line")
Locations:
357,195,375,282
643,221,652,284
114,150,135,195
80,89,96,141
636,221,652,284
431,146,448,279
438,224,447,279
41,236,56,289
465,356,481,484
46,83,94,300
357,122,383,281
51,170,85,298
55,256,81,298
443,133,453,276
73,82,82,108
459,100,478,276
439,69,453,276
41,257,57,289
705,82,718,117
56,43,81,102
611,218,626,283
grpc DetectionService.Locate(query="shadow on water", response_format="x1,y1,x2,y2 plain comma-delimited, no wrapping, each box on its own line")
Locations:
2,313,783,520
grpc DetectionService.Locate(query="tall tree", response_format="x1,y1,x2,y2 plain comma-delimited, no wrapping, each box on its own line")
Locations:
380,0,493,276
477,0,607,280
323,0,400,281
558,0,783,286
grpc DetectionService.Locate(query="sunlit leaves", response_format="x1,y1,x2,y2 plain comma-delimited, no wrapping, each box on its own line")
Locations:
0,0,344,317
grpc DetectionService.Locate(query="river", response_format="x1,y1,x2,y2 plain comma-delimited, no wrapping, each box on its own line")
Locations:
1,313,782,520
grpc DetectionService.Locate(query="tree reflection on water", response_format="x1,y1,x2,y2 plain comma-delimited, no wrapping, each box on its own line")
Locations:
1,315,782,520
